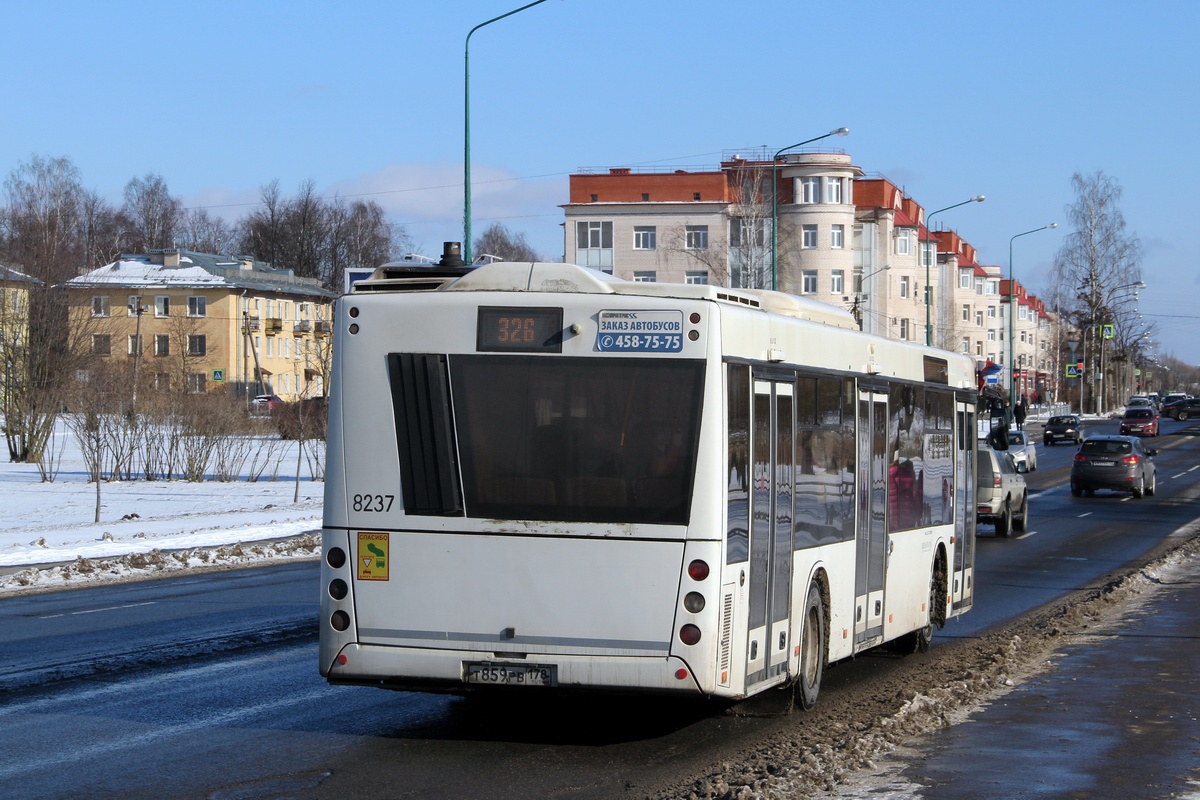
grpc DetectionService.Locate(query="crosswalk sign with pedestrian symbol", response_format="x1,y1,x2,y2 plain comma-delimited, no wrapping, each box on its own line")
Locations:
1065,363,1083,379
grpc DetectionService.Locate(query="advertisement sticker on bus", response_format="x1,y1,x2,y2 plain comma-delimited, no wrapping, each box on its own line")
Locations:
597,309,684,353
357,532,389,581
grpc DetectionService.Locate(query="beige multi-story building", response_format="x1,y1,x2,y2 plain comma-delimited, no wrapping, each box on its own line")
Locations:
563,152,1058,396
65,249,336,401
1,264,38,412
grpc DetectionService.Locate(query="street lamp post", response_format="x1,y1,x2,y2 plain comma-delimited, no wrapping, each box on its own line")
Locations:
923,195,985,346
1007,223,1057,401
851,263,891,330
464,0,549,265
770,127,849,291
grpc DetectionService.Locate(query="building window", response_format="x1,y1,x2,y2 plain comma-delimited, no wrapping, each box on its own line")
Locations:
187,334,207,356
187,372,206,394
899,319,910,340
91,296,110,318
987,330,996,342
92,334,111,356
127,295,143,316
633,226,656,250
831,270,844,294
800,177,821,204
975,311,984,326
685,271,708,285
802,224,817,249
266,336,274,357
693,192,701,201
154,373,171,392
975,278,984,295
801,270,818,294
988,305,997,318
633,271,656,282
127,334,143,356
825,177,842,204
961,337,970,354
900,276,910,298
685,225,708,250
575,221,614,270
730,218,765,248
895,230,911,256
154,334,170,356
155,296,170,317
975,342,983,357
960,269,972,289
962,304,970,322
187,296,207,317
830,224,844,249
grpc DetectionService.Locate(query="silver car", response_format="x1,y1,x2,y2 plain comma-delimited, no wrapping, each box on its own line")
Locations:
1006,430,1038,471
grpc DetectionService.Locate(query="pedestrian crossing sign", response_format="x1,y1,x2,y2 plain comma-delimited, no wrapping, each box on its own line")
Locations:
212,369,224,382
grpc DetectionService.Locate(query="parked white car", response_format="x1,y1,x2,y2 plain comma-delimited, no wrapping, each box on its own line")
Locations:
1006,429,1039,471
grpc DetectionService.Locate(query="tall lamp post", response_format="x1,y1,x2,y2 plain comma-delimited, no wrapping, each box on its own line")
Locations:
770,127,849,291
923,195,985,346
464,0,549,265
852,263,891,331
1007,223,1057,401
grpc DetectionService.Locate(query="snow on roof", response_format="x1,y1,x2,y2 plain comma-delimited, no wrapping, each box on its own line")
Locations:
64,251,336,299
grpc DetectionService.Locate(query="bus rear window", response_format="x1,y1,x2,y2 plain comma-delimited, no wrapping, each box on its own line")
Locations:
449,356,704,525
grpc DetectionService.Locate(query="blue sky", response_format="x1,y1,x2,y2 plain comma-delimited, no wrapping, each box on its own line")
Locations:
3,0,1197,365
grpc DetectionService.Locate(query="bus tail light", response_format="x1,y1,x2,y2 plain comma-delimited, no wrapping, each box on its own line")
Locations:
687,560,710,581
327,547,347,569
679,624,701,645
331,610,350,632
683,592,705,613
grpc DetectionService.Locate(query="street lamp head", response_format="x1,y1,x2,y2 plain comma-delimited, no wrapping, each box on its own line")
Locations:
831,127,850,137
1048,222,1058,229
971,195,986,202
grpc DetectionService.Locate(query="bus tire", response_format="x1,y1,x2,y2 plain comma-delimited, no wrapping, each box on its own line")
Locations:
795,582,826,711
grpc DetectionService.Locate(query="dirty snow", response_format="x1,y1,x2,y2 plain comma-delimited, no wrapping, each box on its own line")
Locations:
0,424,322,595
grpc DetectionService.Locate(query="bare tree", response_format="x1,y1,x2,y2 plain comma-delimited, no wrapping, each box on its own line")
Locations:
238,179,286,267
179,208,234,255
473,222,540,263
326,197,397,291
0,155,99,462
1051,171,1143,413
121,172,182,251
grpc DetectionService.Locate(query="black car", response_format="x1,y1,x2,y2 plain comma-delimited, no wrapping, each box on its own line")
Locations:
1071,435,1157,498
1162,397,1200,421
1043,414,1085,446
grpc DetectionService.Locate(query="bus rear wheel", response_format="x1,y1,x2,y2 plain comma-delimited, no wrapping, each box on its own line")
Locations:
795,582,826,711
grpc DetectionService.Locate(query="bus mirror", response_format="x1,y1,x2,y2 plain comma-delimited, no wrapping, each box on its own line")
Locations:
986,427,1009,451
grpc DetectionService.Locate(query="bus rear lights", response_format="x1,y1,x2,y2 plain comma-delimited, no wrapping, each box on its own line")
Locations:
327,547,346,569
349,324,360,335
683,592,705,613
687,560,710,581
688,330,700,341
329,579,348,601
337,654,349,666
675,668,689,680
679,624,702,645
348,307,359,318
331,610,351,632
689,312,701,324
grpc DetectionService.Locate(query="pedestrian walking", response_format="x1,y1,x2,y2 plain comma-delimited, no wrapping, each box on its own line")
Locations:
1014,400,1027,431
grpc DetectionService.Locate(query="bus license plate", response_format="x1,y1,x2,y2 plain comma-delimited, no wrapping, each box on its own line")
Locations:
465,663,556,687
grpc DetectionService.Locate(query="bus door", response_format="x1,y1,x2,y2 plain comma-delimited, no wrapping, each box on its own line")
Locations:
745,378,794,690
854,389,888,648
951,398,977,613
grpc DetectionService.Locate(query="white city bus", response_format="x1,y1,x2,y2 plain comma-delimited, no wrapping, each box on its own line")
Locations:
320,256,978,706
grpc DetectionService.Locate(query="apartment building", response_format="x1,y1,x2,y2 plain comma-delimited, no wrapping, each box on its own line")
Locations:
563,151,1058,388
0,264,38,412
65,250,336,401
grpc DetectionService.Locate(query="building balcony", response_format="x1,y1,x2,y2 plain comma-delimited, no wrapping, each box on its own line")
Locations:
266,318,284,334
244,317,262,332
314,320,331,336
293,320,312,333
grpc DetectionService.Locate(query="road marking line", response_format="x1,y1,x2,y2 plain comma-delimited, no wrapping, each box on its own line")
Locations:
1078,512,1093,517
39,601,157,620
1016,531,1037,539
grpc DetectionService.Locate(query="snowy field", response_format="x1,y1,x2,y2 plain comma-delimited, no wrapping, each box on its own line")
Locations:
0,421,323,595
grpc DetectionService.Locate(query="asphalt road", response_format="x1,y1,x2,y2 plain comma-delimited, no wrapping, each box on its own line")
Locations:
1,417,1197,799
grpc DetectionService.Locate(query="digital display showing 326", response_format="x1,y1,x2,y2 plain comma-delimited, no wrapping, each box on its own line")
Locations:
476,307,563,352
